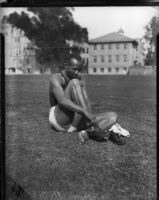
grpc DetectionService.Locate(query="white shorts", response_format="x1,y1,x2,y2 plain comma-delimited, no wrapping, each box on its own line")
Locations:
49,106,66,132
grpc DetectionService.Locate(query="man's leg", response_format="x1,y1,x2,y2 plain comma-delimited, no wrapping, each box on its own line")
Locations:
54,78,90,130
65,79,118,133
55,78,118,135
68,79,92,131
65,79,91,131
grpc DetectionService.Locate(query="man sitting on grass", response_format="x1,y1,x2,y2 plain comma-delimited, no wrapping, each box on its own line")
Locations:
49,57,130,144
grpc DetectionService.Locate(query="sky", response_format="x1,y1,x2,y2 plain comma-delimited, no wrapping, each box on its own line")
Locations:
73,7,159,39
0,7,158,39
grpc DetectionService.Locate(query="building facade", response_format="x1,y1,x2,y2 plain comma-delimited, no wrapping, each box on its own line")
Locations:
81,31,145,75
80,43,89,73
0,18,37,74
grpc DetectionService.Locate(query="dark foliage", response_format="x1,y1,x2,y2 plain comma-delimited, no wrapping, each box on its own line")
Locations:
144,16,159,65
5,8,88,70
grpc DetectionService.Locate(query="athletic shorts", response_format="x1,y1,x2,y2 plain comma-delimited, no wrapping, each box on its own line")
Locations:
49,106,66,132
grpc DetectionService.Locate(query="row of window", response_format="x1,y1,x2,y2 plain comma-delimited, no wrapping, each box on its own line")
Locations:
93,55,128,63
81,43,128,54
82,48,89,54
92,67,127,73
93,43,128,51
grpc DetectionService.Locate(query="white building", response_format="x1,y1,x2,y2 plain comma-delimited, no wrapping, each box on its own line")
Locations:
81,31,145,75
0,18,37,74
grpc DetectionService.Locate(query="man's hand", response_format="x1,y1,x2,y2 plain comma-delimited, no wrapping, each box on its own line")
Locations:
83,110,96,124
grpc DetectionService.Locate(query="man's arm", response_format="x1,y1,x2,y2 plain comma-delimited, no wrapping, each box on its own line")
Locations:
50,77,93,121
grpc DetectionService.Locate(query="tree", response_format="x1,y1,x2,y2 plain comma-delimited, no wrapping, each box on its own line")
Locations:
144,16,159,65
4,8,88,71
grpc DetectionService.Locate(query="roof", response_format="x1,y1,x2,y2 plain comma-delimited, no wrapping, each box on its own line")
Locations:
89,32,137,44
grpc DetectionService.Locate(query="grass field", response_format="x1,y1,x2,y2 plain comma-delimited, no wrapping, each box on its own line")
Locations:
5,75,156,200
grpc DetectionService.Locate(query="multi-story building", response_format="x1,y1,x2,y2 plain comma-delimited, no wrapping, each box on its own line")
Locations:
0,18,37,74
80,42,89,73
81,31,145,75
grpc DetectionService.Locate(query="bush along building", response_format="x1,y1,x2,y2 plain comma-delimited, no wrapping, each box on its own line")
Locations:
81,30,145,75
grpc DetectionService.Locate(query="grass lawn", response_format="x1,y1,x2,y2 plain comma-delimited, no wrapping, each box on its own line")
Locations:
5,75,156,200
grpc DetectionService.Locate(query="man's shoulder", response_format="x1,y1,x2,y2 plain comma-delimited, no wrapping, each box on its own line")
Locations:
50,73,61,85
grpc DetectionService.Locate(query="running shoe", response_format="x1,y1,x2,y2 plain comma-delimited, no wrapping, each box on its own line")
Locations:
108,131,126,145
109,123,130,137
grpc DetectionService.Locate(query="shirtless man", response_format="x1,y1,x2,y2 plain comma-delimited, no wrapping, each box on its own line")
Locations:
49,57,130,143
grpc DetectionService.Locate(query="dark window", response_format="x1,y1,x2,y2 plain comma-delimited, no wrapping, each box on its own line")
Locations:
116,55,119,62
93,68,97,73
101,68,104,72
124,55,127,62
93,45,97,50
101,44,104,50
124,43,127,49
116,44,120,49
101,56,104,62
108,68,112,72
108,55,112,62
108,44,112,49
93,56,97,63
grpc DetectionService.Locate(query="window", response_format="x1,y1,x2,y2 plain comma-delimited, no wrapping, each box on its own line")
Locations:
100,68,104,73
100,55,105,63
82,48,85,53
93,44,97,50
86,58,89,65
123,67,127,71
82,58,85,65
115,68,119,73
124,55,127,62
108,44,112,49
116,44,120,49
108,67,112,72
93,68,97,73
101,44,104,50
87,48,89,53
124,43,127,49
93,56,97,63
116,55,119,62
108,55,112,63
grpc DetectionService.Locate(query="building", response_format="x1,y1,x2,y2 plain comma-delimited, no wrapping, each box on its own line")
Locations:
0,18,37,74
80,42,89,73
81,31,145,75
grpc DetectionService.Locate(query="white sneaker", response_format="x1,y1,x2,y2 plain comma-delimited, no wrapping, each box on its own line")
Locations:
109,123,130,137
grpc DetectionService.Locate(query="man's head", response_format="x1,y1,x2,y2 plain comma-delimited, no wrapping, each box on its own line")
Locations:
65,58,82,80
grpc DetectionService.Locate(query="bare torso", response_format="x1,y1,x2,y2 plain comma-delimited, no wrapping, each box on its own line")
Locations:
49,73,74,127
49,73,65,107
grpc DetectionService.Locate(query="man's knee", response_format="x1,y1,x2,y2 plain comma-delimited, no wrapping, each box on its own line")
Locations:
69,78,81,86
65,79,81,94
109,112,118,124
